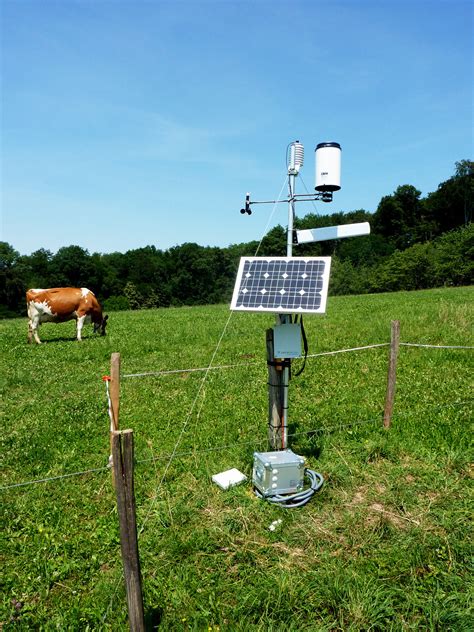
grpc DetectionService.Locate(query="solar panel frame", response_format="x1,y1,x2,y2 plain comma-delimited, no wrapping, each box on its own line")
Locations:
230,256,332,314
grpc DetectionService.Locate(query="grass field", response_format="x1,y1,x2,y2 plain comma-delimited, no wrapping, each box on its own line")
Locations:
1,286,473,630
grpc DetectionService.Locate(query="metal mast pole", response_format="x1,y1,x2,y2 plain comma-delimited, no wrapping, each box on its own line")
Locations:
279,170,296,448
287,172,295,257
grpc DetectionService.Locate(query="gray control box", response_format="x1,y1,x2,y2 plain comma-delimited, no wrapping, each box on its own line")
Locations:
273,323,302,358
252,449,305,497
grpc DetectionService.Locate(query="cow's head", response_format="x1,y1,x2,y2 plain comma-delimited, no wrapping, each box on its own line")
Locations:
94,314,109,336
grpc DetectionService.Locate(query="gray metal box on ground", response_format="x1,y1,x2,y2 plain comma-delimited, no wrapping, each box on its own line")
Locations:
252,449,305,497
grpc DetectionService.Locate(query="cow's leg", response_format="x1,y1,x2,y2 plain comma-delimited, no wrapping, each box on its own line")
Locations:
27,303,35,343
27,303,42,344
31,317,42,344
76,315,87,341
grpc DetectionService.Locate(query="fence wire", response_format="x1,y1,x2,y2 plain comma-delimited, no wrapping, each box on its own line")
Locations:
2,397,472,492
400,342,474,349
2,339,471,492
120,341,473,379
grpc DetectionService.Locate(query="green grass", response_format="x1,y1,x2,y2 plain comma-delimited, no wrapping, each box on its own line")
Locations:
1,287,473,630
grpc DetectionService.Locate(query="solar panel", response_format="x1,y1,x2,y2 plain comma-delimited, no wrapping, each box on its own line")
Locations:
230,257,331,314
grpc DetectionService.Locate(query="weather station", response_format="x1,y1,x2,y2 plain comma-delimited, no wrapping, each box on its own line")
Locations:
231,140,370,507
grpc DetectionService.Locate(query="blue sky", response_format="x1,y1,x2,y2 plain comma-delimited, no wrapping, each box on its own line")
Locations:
1,0,472,256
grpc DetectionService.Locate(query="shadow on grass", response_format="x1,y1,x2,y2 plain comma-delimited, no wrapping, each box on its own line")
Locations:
288,424,324,458
30,335,104,344
144,606,163,630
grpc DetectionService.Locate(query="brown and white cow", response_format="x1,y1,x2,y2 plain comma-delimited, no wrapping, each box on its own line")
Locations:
26,287,108,344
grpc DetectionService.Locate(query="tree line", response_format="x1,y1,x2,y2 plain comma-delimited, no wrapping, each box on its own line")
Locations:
1,160,472,318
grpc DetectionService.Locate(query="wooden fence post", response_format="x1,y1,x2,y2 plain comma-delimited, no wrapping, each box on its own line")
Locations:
266,328,283,450
383,320,400,429
109,354,121,482
112,429,145,632
110,353,121,433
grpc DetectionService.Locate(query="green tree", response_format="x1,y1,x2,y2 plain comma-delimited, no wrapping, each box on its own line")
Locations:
49,245,95,288
123,281,143,310
330,257,369,295
102,295,130,311
120,246,171,306
259,225,286,256
455,159,473,225
431,224,474,286
373,185,423,249
370,242,434,292
100,251,129,297
22,248,53,288
423,160,473,235
0,242,27,316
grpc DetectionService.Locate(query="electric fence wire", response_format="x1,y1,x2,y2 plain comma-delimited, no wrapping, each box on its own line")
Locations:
0,465,110,491
0,418,379,493
307,342,390,358
120,341,473,379
122,362,257,379
400,343,474,349
120,343,391,379
3,397,471,492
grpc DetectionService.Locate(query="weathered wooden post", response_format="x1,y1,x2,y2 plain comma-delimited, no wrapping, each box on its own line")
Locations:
112,429,145,632
107,353,120,486
383,320,400,429
110,353,121,434
266,328,284,450
109,353,121,483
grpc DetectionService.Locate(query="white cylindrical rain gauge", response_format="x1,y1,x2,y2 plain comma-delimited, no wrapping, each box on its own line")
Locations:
315,142,341,191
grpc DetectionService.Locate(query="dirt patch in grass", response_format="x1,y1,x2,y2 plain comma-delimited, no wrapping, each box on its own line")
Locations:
367,502,417,528
272,543,310,570
344,485,419,529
